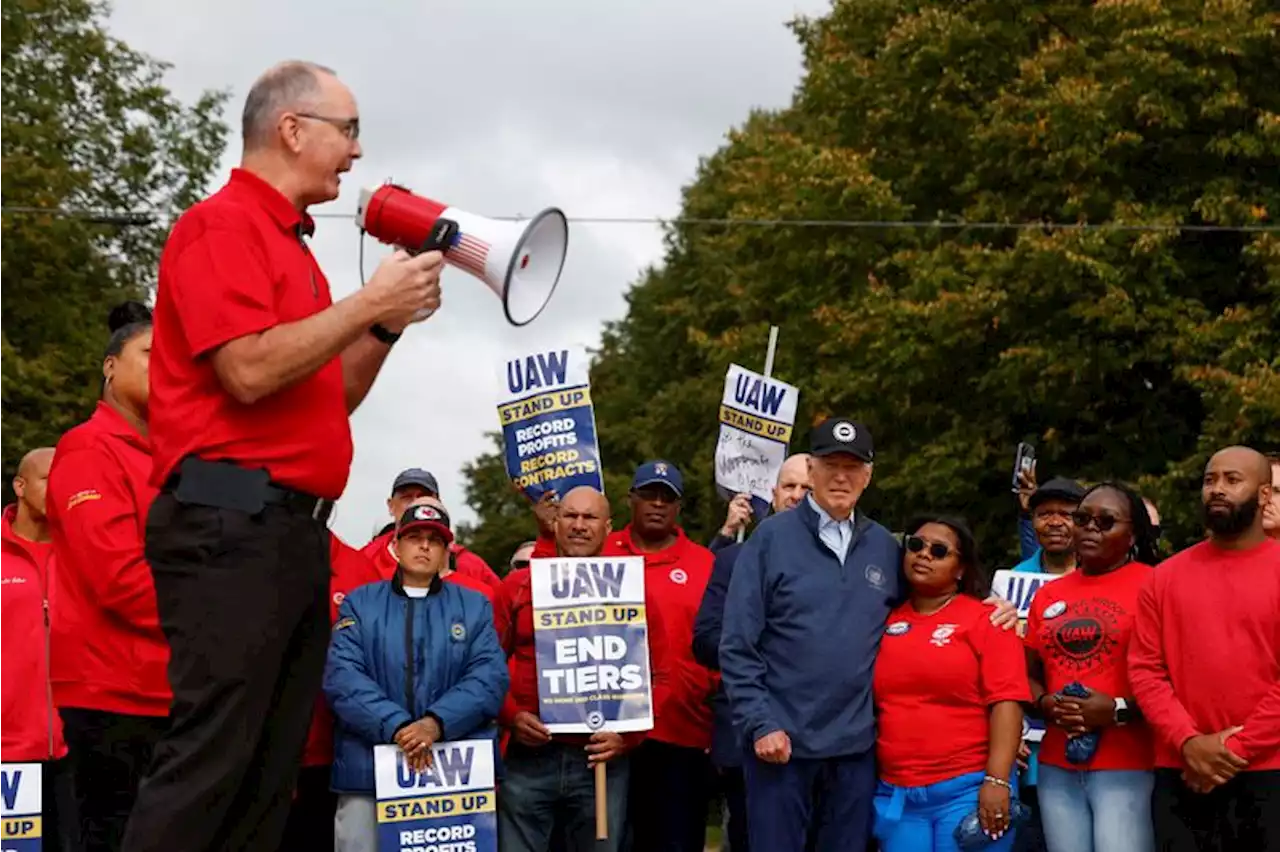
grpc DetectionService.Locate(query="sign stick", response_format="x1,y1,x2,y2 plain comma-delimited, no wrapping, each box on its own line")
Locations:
737,325,781,543
595,762,608,839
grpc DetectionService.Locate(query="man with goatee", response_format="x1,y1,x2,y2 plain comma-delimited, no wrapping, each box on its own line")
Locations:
1129,445,1279,852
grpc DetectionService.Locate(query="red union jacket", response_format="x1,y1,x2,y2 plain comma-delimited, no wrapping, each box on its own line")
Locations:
519,527,717,750
362,530,501,601
46,401,170,717
1,506,66,761
303,533,382,767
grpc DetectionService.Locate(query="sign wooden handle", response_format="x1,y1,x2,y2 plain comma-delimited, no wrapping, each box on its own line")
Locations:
595,761,608,839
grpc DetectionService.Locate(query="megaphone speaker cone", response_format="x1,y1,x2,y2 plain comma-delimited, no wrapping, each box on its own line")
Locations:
357,183,568,326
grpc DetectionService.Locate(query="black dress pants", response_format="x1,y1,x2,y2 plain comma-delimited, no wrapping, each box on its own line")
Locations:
278,765,337,852
121,494,331,852
60,708,168,852
627,739,713,852
41,755,83,852
1153,768,1280,852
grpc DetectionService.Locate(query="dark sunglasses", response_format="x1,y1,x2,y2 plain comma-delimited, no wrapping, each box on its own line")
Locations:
905,536,952,560
1070,511,1130,532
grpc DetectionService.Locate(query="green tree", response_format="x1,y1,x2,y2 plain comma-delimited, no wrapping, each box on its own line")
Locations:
1,0,228,480
458,0,1280,569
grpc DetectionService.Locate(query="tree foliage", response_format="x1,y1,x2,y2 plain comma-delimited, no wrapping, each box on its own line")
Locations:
1,0,228,481
457,0,1280,570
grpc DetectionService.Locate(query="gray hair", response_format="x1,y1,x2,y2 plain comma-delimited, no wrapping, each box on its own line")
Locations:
241,60,336,148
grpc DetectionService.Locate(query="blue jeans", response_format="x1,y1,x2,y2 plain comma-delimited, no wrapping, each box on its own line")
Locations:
1036,764,1154,852
497,740,630,852
874,770,1016,852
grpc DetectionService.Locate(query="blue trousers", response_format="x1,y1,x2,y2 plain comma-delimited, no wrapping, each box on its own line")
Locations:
873,771,1016,852
743,747,876,852
1037,765,1154,852
497,740,630,852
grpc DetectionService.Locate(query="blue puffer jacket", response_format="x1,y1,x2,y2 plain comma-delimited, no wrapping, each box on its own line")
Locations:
323,572,509,794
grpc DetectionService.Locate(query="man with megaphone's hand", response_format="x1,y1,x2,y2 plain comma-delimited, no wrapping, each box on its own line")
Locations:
122,60,440,852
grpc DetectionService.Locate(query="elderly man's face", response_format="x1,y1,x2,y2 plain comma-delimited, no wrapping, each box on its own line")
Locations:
807,454,871,519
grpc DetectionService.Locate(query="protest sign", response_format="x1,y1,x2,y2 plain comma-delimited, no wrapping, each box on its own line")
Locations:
1,762,42,852
374,740,496,852
990,569,1064,621
714,363,798,519
530,556,654,734
498,346,604,502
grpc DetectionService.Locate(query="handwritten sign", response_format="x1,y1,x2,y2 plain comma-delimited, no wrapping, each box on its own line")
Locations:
530,557,654,734
497,347,604,501
374,741,496,852
715,364,799,517
1,763,42,852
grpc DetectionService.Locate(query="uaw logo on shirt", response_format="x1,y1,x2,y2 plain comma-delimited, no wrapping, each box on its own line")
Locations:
930,623,958,648
332,591,346,607
669,568,688,585
885,620,910,636
865,564,888,592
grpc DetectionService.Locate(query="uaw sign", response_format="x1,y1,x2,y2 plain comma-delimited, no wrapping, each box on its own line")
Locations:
1,763,42,851
374,741,496,852
715,364,799,518
531,557,654,734
497,346,604,502
991,568,1066,745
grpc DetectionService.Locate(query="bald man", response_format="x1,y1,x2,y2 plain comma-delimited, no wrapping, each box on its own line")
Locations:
3,448,82,851
1129,446,1280,852
692,453,812,852
130,60,446,852
493,486,634,852
1263,453,1280,540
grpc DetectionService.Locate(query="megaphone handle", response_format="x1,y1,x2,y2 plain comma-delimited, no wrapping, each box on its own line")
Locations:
413,218,459,255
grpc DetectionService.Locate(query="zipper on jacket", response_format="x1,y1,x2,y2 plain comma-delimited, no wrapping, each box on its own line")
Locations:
44,597,54,759
404,597,417,718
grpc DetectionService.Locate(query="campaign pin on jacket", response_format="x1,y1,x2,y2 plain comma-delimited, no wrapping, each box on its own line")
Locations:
886,621,910,636
1043,600,1068,619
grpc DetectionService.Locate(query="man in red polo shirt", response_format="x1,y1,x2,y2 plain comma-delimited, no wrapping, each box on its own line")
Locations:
124,60,444,852
614,461,718,852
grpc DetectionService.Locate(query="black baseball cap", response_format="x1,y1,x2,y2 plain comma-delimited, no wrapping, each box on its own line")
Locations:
392,468,439,496
809,417,874,463
396,503,454,543
1028,477,1086,511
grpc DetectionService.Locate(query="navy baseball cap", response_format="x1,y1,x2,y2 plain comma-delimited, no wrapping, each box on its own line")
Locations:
392,468,439,496
396,503,454,543
809,417,874,463
631,460,684,497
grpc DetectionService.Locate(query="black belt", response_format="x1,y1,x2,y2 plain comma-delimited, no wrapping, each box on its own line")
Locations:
165,457,334,523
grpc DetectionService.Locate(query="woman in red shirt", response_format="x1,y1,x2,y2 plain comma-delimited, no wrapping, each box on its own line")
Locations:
873,516,1028,852
46,302,168,852
1025,482,1160,852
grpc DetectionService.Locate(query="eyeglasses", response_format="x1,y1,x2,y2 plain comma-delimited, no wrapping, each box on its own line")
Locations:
905,536,953,560
296,112,360,140
1070,511,1130,532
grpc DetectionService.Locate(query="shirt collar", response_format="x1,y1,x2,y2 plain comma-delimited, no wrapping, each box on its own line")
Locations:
228,167,315,238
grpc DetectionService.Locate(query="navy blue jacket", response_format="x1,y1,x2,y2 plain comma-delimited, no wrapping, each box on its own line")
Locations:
692,540,743,768
323,572,509,794
720,498,903,760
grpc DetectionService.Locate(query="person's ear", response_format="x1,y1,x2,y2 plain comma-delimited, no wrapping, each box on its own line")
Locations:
12,476,26,500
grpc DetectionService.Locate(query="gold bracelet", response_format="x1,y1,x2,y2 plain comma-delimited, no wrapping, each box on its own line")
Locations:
984,775,1012,789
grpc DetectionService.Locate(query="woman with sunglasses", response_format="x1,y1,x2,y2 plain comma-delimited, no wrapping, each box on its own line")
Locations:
1024,482,1160,852
873,516,1029,852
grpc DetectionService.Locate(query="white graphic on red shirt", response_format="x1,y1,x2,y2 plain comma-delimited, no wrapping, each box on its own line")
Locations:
333,592,346,607
930,624,958,648
669,568,688,585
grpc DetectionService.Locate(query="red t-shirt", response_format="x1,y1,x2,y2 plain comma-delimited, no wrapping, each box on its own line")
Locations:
1025,562,1155,771
149,167,353,499
1128,538,1280,770
874,594,1030,788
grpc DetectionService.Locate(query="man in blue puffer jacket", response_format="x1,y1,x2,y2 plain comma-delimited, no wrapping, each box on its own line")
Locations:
324,502,509,852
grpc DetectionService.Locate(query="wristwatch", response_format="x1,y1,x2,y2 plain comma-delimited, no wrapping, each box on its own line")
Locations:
369,323,402,345
1114,697,1132,726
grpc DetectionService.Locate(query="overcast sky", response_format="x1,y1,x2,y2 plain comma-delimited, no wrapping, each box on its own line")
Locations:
108,0,830,547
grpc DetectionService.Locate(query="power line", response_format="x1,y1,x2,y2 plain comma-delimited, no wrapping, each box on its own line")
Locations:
1,204,1276,233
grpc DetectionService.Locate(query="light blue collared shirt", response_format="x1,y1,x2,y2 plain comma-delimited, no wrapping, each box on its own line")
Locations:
808,493,855,563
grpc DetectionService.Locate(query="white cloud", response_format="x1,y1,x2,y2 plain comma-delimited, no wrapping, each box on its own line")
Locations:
107,0,829,548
